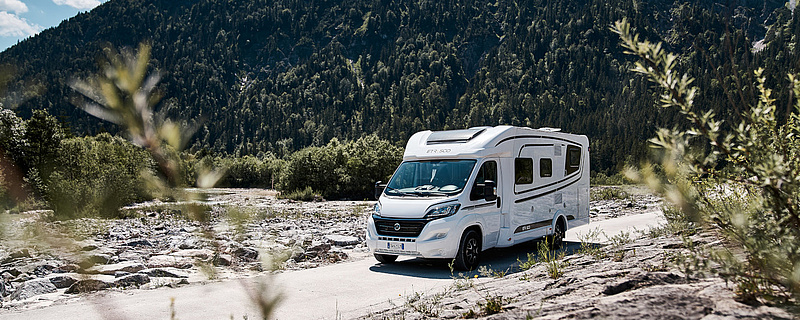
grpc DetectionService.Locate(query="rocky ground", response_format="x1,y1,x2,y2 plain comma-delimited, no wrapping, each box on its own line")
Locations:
360,231,794,319
0,188,373,311
359,188,794,319
1,186,792,319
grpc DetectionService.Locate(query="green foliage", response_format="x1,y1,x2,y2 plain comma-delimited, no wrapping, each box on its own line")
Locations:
537,239,567,279
45,134,154,219
577,228,607,260
280,134,402,199
0,0,793,175
276,186,319,202
590,172,630,186
589,187,629,201
614,18,800,305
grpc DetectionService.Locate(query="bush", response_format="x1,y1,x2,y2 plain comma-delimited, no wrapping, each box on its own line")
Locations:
45,133,155,219
276,186,319,202
614,19,800,305
279,135,402,199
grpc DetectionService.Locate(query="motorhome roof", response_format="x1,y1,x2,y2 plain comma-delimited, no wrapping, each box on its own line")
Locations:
426,127,488,144
403,126,587,161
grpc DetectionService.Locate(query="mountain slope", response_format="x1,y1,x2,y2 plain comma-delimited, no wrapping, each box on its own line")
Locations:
0,0,795,172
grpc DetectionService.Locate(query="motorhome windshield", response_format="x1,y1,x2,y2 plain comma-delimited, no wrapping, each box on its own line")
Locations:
385,160,477,197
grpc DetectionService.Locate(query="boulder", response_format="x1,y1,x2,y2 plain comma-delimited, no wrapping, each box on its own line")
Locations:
233,247,259,262
147,255,193,269
9,278,57,300
78,253,111,269
89,262,146,275
114,274,150,287
170,249,213,260
324,234,361,246
66,279,110,294
139,268,189,279
213,254,233,267
55,264,80,273
9,249,31,259
47,274,78,289
123,239,154,247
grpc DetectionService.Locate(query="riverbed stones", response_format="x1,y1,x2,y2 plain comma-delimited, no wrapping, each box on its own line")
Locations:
324,234,360,246
139,268,188,278
88,262,145,275
47,274,78,289
146,255,193,269
114,274,150,288
9,278,57,300
66,279,110,294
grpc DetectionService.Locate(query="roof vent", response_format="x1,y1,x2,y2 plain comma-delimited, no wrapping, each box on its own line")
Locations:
537,127,561,132
427,128,487,145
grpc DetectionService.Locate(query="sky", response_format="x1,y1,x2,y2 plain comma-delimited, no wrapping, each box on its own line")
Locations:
0,0,107,52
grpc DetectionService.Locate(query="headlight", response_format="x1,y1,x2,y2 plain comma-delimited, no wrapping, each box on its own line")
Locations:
424,203,461,220
373,202,382,217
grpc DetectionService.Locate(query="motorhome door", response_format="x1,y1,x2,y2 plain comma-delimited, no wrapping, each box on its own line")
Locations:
466,158,502,248
512,143,565,240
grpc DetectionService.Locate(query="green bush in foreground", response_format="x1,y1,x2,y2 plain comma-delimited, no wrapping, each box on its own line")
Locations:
614,19,800,306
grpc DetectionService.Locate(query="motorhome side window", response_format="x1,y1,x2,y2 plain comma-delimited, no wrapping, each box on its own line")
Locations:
540,158,553,177
566,146,581,175
470,161,497,201
515,158,533,184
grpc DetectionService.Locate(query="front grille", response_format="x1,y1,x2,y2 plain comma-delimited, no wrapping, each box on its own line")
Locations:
374,217,429,237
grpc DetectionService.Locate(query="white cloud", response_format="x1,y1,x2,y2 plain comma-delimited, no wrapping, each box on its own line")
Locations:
53,0,102,10
0,0,27,14
0,11,40,37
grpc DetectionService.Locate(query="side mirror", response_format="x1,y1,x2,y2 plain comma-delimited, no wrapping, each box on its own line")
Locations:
374,181,386,200
483,180,497,202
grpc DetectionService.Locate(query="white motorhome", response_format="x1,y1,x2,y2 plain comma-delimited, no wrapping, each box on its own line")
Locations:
366,126,589,270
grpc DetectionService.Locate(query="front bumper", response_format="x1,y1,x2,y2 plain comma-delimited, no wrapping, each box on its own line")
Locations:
366,215,460,259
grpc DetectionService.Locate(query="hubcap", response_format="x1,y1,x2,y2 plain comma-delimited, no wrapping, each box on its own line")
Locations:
554,224,563,245
465,237,478,264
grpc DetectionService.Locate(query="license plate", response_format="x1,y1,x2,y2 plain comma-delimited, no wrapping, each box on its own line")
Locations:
387,242,405,250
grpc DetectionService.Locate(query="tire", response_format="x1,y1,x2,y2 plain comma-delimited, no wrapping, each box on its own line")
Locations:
454,229,481,271
547,219,565,250
374,253,398,264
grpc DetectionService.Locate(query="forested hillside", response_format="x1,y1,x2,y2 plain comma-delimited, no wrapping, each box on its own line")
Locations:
0,0,796,173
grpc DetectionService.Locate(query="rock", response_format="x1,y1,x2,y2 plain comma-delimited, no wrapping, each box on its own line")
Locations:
177,238,202,249
233,247,259,262
324,234,360,246
117,251,146,262
170,249,213,260
80,244,99,251
114,274,150,287
88,262,145,275
0,281,8,297
147,255,193,269
66,279,110,294
603,279,639,295
9,249,31,259
140,268,188,279
124,239,154,247
78,253,111,269
308,241,331,253
1,268,21,277
32,263,57,277
9,278,57,300
213,254,233,267
47,274,78,289
55,264,80,273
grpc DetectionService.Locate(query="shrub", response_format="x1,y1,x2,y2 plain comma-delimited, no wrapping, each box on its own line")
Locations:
279,135,402,199
614,19,800,305
45,134,155,219
276,186,319,202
